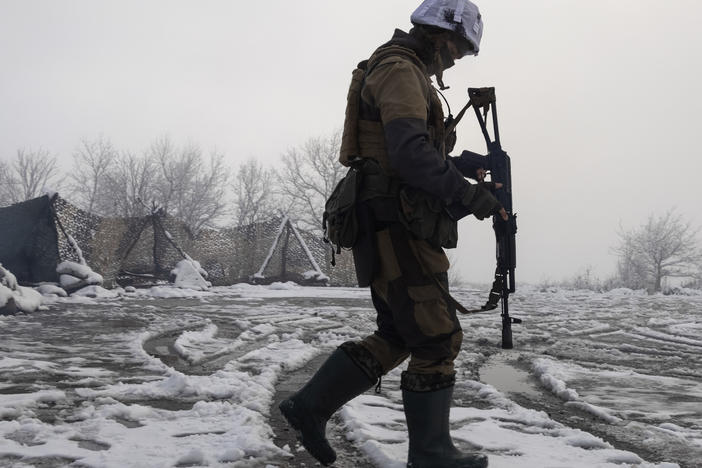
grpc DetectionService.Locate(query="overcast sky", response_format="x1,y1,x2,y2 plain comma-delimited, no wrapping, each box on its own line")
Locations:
1,0,701,284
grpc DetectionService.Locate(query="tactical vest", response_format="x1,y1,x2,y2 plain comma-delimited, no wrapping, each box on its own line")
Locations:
339,45,447,176
336,44,458,251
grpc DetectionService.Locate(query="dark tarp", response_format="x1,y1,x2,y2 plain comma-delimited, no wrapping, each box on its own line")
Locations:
0,195,60,284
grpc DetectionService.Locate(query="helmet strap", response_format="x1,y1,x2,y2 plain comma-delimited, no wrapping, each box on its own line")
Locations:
410,25,453,90
433,49,449,90
432,34,455,90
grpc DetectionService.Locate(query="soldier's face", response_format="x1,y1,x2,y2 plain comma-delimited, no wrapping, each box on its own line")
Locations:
446,40,465,61
438,40,463,71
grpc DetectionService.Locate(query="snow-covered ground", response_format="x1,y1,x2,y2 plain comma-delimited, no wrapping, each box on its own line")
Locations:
0,283,699,467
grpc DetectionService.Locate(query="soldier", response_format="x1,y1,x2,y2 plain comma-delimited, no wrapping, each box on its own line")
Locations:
279,1,505,467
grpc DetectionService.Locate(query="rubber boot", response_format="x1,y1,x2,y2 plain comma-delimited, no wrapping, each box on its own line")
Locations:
403,385,488,468
279,348,376,466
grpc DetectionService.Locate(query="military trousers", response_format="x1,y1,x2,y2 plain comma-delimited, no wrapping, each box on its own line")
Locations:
351,222,463,392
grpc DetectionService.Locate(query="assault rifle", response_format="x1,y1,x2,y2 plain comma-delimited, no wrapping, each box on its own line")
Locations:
454,88,520,349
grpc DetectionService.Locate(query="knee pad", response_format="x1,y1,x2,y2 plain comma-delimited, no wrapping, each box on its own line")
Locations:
338,341,384,382
401,371,455,392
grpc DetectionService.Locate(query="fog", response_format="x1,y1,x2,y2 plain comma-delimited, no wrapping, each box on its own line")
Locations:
1,0,701,284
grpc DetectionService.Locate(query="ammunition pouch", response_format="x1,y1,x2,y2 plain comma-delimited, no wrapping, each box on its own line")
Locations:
323,166,361,254
323,158,398,268
323,157,457,279
357,158,401,224
398,187,458,249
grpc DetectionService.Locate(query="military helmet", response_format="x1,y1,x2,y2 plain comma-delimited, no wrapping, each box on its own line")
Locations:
411,0,483,55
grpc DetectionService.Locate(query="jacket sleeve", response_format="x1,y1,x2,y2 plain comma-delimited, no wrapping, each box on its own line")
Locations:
384,118,470,203
363,58,470,203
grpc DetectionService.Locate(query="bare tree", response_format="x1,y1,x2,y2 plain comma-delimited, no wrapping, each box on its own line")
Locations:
149,137,231,232
614,240,648,290
70,136,231,230
681,264,702,289
150,136,183,215
614,209,702,292
0,160,13,207
0,148,62,204
278,130,345,231
446,252,467,288
100,151,158,218
693,264,702,289
173,150,230,232
69,137,117,213
233,158,277,227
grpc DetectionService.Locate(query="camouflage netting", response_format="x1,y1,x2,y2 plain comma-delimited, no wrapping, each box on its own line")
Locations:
0,195,357,288
154,215,356,286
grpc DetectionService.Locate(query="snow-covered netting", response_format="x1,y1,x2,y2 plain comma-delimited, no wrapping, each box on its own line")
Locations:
252,216,329,285
0,195,354,289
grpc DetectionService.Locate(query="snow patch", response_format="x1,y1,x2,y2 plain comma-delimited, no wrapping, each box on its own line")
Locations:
0,283,14,310
532,358,622,424
57,261,103,291
71,285,121,299
0,264,18,290
303,269,330,282
0,390,67,418
174,321,219,363
171,259,211,291
267,281,299,290
0,264,42,313
148,285,211,298
12,286,43,313
36,284,68,297
66,234,87,265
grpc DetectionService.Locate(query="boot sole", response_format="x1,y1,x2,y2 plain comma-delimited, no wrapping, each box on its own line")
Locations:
279,399,336,466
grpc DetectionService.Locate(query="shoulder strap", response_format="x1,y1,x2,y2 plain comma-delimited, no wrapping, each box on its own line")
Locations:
366,45,427,77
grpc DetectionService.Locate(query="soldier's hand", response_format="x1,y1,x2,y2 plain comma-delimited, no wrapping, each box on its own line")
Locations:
488,183,509,220
461,182,507,221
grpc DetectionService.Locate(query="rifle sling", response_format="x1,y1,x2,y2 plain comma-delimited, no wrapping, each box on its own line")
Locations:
429,269,483,315
444,100,473,139
384,224,475,315
401,235,482,316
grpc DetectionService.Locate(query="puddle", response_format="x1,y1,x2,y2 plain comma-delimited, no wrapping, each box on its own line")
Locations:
0,456,78,467
113,416,143,428
173,430,226,438
479,353,540,397
72,438,110,451
138,399,196,411
5,430,45,446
